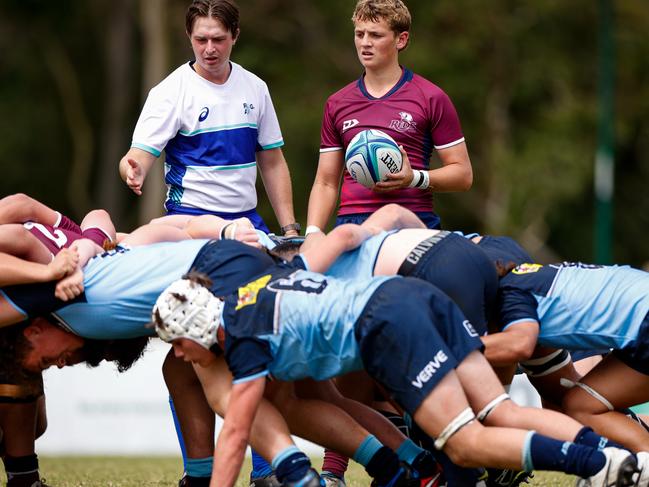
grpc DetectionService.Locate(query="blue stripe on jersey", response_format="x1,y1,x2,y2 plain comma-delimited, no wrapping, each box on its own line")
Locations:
131,142,161,157
232,370,269,384
179,122,257,137
165,126,258,168
0,289,28,318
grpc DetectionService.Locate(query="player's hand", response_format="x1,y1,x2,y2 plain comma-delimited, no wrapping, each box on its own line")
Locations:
224,217,262,248
374,146,414,192
55,267,84,301
47,248,79,280
125,158,144,195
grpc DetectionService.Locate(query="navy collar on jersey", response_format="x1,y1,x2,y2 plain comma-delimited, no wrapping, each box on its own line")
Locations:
357,67,414,100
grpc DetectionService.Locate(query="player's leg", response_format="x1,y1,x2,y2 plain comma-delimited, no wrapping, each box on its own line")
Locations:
163,351,215,486
562,354,649,452
79,209,116,245
0,194,58,226
359,280,636,483
0,225,52,263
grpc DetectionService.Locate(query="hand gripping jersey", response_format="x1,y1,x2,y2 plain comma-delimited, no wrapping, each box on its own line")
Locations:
131,62,284,215
0,239,276,339
497,262,649,351
222,259,394,384
320,68,464,215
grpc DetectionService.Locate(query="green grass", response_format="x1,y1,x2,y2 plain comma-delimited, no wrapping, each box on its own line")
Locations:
26,456,578,486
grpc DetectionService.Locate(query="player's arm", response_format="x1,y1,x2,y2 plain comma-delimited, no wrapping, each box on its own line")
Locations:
306,150,345,233
212,376,266,487
0,250,78,287
257,148,299,236
0,193,59,225
360,203,426,232
376,142,472,192
481,320,540,366
301,224,375,274
118,147,158,196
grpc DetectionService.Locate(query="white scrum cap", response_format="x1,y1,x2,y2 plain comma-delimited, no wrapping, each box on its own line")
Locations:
153,279,223,349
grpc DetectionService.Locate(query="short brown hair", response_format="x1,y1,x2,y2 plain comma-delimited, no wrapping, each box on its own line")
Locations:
185,0,240,37
352,0,412,36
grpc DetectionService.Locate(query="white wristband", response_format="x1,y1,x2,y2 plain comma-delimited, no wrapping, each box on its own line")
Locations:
408,170,430,189
305,225,323,236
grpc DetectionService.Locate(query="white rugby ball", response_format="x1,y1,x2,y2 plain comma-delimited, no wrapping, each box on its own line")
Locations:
345,129,402,189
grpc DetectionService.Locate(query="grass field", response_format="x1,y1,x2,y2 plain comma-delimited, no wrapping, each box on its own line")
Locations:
26,456,579,486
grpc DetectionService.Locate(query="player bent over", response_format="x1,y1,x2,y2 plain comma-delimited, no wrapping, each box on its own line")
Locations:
153,224,638,487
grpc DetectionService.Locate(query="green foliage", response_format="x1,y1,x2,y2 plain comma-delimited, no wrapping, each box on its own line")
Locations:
0,0,647,264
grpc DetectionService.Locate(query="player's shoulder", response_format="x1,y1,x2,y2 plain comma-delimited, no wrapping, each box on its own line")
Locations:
407,71,449,99
146,63,192,98
326,79,362,105
230,62,269,89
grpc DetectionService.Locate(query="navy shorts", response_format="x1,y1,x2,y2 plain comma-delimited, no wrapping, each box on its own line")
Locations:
477,235,534,266
336,211,441,230
399,232,498,334
354,278,483,415
614,312,649,375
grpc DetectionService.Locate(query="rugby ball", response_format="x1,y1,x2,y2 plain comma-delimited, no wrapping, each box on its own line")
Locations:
345,129,403,189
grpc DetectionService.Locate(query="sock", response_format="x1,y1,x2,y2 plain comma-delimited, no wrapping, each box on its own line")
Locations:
251,449,274,478
523,432,606,477
169,396,188,470
363,447,401,485
573,426,625,451
3,454,39,484
186,457,213,478
322,449,349,479
396,438,437,477
273,447,311,483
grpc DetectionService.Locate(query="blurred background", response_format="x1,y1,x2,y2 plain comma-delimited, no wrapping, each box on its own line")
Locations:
0,0,647,265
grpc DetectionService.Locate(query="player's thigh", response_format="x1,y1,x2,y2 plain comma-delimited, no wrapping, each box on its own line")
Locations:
454,350,509,412
564,354,649,412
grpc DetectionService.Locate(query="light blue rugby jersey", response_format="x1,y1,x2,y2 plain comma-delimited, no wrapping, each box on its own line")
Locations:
225,259,396,383
502,263,649,350
53,239,209,339
324,231,392,279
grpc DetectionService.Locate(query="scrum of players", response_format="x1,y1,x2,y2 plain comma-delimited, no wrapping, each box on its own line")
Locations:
1,195,649,487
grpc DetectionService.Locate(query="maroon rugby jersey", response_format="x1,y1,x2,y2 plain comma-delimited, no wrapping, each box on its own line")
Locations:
320,68,464,215
24,220,109,255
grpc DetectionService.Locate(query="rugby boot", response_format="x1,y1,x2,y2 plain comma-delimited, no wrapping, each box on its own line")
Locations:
575,447,637,487
178,474,210,487
321,472,346,487
633,452,649,486
372,463,420,487
6,470,51,487
485,468,534,486
281,467,324,487
250,474,281,487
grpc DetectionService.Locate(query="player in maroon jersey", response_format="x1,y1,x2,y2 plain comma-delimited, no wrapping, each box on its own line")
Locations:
0,193,115,264
307,0,472,234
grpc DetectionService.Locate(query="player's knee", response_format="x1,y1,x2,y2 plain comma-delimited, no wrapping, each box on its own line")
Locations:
561,385,606,418
480,397,516,426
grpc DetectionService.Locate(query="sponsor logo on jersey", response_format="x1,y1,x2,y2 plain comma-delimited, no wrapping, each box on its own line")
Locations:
389,111,417,132
236,274,271,310
512,263,543,274
412,350,449,389
342,119,360,132
198,107,209,122
463,320,479,337
243,102,255,115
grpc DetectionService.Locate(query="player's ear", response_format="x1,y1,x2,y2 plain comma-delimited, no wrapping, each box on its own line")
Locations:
232,28,240,44
23,322,42,339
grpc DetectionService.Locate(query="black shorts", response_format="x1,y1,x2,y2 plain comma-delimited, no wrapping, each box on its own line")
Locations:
398,232,498,334
354,278,483,415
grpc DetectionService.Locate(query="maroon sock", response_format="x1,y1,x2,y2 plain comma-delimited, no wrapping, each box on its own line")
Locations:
322,449,349,479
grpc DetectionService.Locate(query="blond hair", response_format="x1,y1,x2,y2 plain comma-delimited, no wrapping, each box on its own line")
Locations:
352,0,412,43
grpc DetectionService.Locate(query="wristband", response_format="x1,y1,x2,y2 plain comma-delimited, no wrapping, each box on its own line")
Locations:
408,170,430,189
280,222,301,234
305,225,323,236
220,222,237,240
